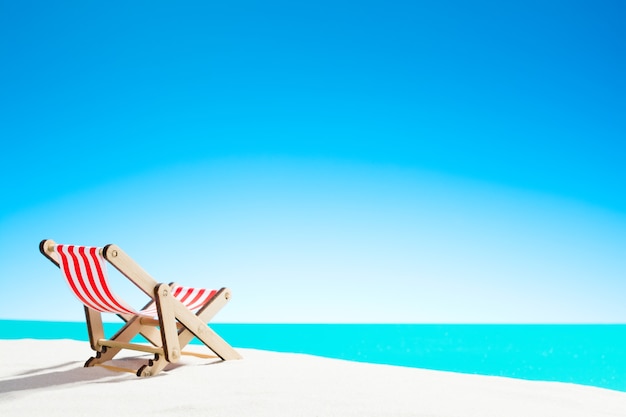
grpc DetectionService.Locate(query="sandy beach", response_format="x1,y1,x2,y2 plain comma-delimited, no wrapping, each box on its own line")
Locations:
1,339,625,417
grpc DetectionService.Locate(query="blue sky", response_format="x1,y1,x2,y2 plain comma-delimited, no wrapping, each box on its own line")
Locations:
1,1,624,323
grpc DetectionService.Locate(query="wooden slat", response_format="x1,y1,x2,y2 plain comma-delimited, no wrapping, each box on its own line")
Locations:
102,244,159,297
155,283,181,363
181,351,218,359
85,306,105,352
97,339,164,355
39,239,60,267
95,363,138,374
138,316,183,328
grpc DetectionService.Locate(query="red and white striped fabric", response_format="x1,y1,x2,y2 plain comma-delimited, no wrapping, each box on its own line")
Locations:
55,244,217,317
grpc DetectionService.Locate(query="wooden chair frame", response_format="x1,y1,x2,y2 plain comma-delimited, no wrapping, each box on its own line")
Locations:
40,239,241,377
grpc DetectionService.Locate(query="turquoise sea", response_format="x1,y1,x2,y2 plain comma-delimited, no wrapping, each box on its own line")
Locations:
1,320,625,392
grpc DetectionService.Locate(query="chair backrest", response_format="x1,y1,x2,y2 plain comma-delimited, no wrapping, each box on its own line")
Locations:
55,244,138,315
55,244,218,316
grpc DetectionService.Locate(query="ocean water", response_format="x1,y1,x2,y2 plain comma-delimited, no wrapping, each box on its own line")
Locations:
1,320,625,392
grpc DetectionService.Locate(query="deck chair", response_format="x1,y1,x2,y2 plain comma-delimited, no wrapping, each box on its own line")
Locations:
39,239,241,377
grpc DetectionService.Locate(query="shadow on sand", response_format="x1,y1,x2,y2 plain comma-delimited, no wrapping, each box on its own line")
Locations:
0,356,152,394
0,354,226,396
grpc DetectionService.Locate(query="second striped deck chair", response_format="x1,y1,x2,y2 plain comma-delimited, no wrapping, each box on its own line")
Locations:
39,239,241,377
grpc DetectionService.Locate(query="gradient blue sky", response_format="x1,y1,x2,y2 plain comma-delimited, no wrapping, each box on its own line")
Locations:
1,1,624,323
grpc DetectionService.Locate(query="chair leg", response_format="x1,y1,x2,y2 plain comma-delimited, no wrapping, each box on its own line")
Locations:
175,288,242,361
136,355,170,377
84,306,104,352
154,283,181,363
134,288,241,377
84,315,162,367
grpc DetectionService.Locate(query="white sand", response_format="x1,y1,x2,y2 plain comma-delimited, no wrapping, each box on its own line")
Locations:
1,339,625,416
